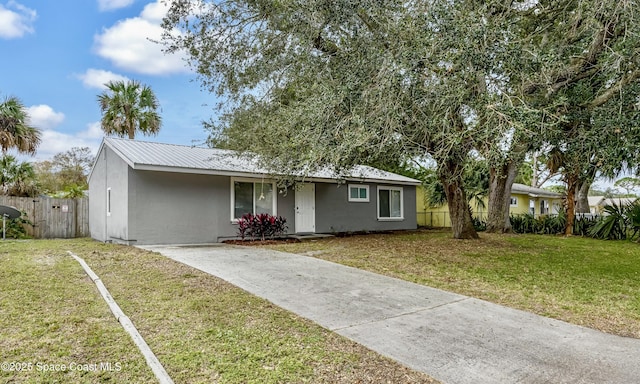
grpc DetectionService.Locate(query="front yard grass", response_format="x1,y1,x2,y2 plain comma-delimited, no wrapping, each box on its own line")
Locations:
0,239,437,384
265,230,640,339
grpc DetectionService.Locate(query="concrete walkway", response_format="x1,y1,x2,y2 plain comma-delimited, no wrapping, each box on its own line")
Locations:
140,244,640,384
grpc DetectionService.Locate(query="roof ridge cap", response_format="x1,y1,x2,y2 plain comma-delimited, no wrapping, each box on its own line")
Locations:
106,137,237,153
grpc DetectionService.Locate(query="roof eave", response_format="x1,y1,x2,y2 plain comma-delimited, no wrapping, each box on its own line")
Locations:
87,139,107,183
133,164,421,185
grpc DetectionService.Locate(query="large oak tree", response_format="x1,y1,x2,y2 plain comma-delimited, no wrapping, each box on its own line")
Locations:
462,0,640,234
519,0,640,235
162,0,542,239
163,0,640,238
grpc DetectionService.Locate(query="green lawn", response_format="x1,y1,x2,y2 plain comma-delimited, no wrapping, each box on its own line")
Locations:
0,239,436,384
4,233,637,383
265,230,640,338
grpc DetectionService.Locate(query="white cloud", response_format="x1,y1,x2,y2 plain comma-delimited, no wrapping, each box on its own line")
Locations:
93,1,188,75
77,68,129,89
11,105,101,161
15,123,102,162
26,105,65,130
0,0,36,39
34,129,101,161
97,0,135,12
140,0,167,22
78,122,104,140
14,130,100,162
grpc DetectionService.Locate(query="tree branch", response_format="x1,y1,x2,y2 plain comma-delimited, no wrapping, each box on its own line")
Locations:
524,12,621,97
588,69,640,108
312,32,338,56
546,66,600,97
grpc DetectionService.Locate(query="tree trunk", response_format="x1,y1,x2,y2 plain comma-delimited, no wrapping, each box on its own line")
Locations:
486,161,519,233
565,174,578,236
575,179,591,213
439,161,479,240
532,151,539,187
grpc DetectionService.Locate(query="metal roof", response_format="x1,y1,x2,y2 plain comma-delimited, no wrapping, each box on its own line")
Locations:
588,196,638,207
100,137,421,185
511,183,562,198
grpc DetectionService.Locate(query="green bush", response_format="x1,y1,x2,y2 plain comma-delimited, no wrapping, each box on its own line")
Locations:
510,203,640,242
469,206,486,231
510,213,540,234
626,202,640,241
539,212,566,234
510,212,566,235
589,200,640,241
573,215,599,236
2,210,32,239
472,215,486,231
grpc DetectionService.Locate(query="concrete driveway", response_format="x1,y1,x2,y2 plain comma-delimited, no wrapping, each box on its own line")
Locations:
140,244,640,384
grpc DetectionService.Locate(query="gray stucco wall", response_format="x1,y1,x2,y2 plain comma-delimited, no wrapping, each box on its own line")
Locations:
107,149,131,242
90,147,417,244
91,162,300,244
127,172,298,244
128,171,230,245
88,147,107,242
315,183,417,233
88,146,130,243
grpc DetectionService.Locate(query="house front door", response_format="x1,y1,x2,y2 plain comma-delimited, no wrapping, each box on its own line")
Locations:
295,183,316,233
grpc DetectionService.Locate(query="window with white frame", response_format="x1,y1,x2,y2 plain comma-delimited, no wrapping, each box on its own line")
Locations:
231,179,276,220
510,196,518,207
378,186,403,220
540,199,548,215
106,187,111,217
348,185,369,202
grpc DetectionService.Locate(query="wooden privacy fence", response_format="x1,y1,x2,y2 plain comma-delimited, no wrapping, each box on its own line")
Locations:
0,196,89,239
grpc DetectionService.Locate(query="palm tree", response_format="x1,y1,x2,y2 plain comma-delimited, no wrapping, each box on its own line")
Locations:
8,160,38,197
0,154,38,196
97,80,162,139
0,95,42,155
0,155,17,194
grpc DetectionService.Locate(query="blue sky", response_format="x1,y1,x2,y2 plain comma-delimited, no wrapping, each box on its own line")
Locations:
0,0,629,192
0,0,214,162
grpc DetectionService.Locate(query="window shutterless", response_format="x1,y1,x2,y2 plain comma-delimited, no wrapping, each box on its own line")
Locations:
231,179,276,220
378,186,403,220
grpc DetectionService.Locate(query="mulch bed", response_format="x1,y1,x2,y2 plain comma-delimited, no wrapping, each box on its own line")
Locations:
222,238,301,246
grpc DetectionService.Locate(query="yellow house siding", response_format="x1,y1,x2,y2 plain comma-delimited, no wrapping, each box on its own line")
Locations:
416,186,563,227
416,186,487,227
416,186,452,227
509,193,530,215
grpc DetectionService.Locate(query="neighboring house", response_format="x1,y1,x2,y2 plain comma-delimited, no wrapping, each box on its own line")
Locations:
587,196,638,215
508,183,563,216
88,138,420,245
416,183,563,227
